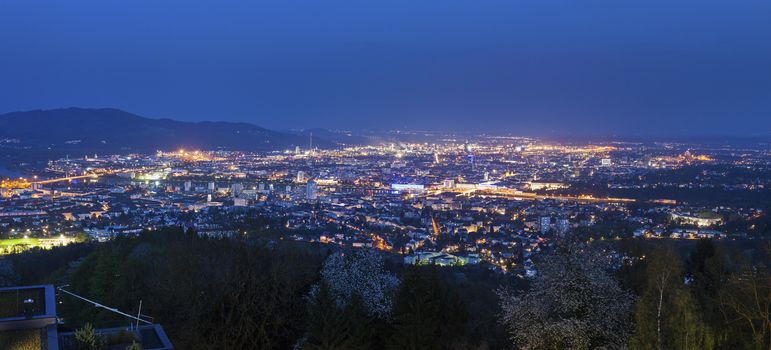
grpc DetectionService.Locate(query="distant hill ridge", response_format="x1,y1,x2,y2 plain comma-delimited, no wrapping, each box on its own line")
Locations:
0,107,332,154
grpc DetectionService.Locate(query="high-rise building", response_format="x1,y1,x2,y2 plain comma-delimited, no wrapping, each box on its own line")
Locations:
231,182,244,197
306,180,318,200
208,181,215,192
296,171,306,183
557,217,570,234
184,181,192,192
539,216,551,234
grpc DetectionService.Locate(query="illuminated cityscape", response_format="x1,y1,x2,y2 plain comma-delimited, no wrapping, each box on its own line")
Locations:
2,0,771,349
2,136,768,270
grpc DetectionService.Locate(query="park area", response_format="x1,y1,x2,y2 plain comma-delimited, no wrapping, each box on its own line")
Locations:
0,238,41,255
0,236,79,255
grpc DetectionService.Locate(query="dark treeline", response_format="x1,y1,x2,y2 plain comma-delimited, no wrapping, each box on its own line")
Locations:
1,228,770,349
555,183,771,209
547,165,771,209
60,229,322,349
0,242,95,286
18,228,508,349
619,239,771,349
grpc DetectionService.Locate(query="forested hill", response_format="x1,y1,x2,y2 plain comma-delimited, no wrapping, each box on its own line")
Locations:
1,228,769,349
0,107,332,161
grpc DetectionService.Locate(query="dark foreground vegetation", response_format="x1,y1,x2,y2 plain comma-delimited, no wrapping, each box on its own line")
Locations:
1,227,770,350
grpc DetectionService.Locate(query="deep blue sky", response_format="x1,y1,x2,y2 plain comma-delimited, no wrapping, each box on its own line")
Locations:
1,1,770,136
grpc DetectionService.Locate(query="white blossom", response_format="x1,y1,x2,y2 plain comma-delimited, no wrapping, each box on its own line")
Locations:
318,249,399,318
498,245,633,349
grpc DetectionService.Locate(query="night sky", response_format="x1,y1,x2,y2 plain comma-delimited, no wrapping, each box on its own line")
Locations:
1,1,770,136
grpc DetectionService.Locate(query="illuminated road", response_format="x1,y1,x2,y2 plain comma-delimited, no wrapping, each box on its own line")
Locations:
427,187,636,203
32,174,98,185
31,167,160,185
1,167,159,194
